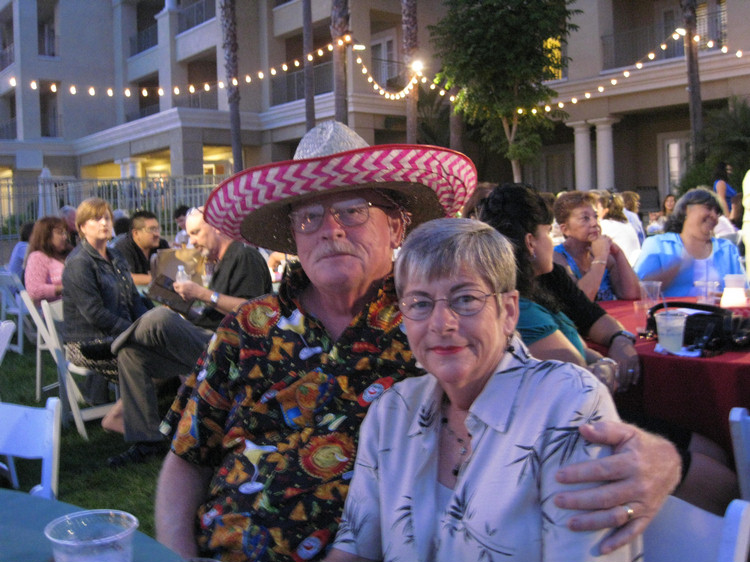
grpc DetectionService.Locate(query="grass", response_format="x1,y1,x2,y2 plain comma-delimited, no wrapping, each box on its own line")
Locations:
0,331,164,537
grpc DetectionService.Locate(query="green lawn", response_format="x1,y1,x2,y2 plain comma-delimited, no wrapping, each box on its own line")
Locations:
1,332,164,537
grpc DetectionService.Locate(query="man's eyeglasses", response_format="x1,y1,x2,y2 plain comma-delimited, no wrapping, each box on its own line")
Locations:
398,290,499,321
141,226,161,234
289,198,392,234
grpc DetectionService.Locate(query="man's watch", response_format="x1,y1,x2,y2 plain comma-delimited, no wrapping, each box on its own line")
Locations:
608,329,636,348
210,291,220,305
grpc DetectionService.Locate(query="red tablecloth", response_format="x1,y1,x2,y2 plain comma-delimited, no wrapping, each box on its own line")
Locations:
600,299,750,451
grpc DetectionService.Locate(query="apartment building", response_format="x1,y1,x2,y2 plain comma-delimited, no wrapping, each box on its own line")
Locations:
1,0,748,211
527,0,750,207
0,0,445,197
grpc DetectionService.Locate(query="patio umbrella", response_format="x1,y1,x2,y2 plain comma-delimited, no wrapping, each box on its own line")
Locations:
37,167,56,219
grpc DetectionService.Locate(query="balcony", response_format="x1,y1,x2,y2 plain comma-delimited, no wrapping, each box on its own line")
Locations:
173,89,219,110
0,118,15,140
0,43,13,72
130,24,158,57
601,8,726,70
178,0,216,34
270,61,333,106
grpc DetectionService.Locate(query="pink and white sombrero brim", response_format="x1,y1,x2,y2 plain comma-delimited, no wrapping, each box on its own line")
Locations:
204,143,477,254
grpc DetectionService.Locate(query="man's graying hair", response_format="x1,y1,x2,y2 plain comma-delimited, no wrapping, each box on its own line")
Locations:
394,218,516,298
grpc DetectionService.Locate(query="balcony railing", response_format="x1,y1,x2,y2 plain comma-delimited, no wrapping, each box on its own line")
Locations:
270,61,334,106
129,24,158,56
602,8,726,70
0,118,16,140
173,89,219,110
0,43,13,71
178,0,216,33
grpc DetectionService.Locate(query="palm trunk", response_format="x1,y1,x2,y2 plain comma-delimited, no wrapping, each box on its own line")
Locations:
220,0,243,172
330,0,349,124
401,0,418,143
303,0,315,131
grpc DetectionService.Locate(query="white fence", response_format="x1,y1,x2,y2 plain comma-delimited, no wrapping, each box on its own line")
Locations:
0,174,229,242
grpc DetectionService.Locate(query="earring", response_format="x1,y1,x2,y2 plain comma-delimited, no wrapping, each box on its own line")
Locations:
530,252,537,260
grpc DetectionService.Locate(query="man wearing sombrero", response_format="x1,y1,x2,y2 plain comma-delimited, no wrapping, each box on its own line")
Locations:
155,122,680,561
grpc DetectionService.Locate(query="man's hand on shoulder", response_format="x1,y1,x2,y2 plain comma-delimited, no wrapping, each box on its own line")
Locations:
553,420,681,554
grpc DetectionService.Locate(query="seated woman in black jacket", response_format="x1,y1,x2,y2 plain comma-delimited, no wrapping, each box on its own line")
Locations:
62,198,149,403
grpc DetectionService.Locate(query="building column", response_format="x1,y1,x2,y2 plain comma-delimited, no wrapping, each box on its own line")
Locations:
590,116,620,191
567,121,592,191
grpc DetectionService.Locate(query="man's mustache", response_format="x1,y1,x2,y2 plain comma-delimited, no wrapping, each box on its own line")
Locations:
310,241,358,261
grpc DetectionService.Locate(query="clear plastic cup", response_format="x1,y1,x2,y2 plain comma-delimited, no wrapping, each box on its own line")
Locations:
44,509,138,562
639,281,662,307
655,311,687,354
633,300,651,334
694,280,720,305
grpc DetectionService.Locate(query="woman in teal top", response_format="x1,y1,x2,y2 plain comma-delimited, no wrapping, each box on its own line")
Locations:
478,184,618,390
480,183,740,517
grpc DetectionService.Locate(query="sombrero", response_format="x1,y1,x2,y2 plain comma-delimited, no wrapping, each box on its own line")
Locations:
203,121,477,254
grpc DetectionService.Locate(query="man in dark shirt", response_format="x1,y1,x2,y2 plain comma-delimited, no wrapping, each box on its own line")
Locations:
106,207,272,467
113,210,170,286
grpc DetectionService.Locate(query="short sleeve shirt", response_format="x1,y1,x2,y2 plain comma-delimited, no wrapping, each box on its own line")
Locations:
166,263,420,561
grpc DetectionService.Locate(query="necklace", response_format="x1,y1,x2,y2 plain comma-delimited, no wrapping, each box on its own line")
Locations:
441,406,470,477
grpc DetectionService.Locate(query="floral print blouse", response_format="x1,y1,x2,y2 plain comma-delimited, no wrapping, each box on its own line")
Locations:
333,337,643,562
164,263,420,562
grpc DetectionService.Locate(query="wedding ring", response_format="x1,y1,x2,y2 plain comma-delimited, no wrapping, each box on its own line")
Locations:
622,504,635,522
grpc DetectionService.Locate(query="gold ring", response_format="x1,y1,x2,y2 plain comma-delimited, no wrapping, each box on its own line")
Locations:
623,504,635,522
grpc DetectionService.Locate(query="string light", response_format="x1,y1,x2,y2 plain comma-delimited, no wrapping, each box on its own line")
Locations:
2,29,740,112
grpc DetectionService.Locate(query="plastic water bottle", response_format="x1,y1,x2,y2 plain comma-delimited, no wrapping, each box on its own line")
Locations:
175,265,190,283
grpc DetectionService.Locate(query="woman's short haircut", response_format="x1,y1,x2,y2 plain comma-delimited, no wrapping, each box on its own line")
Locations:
665,187,723,233
394,218,516,298
552,191,597,225
75,198,113,234
28,216,68,257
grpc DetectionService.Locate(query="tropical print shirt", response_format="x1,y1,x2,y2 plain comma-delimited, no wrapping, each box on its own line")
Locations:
164,262,419,562
333,337,642,562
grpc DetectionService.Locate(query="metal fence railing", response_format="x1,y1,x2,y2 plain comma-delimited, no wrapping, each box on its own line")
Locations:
0,175,229,242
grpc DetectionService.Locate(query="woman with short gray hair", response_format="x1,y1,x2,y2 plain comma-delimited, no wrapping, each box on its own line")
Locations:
328,218,638,561
635,187,743,296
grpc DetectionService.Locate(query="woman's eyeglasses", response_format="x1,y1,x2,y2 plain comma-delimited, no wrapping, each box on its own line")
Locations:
398,290,499,321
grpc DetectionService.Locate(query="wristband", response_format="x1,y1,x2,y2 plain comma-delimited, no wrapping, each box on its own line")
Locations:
210,291,220,305
608,330,636,348
591,259,607,266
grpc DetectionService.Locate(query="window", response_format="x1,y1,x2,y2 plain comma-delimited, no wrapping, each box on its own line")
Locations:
658,132,691,199
371,33,399,86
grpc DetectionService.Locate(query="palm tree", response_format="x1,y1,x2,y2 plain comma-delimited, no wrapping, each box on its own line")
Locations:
303,0,315,131
219,0,243,172
681,0,703,161
401,0,418,143
330,0,349,124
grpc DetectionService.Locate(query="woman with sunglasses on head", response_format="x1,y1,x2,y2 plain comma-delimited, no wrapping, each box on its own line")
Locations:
326,218,639,562
480,183,738,517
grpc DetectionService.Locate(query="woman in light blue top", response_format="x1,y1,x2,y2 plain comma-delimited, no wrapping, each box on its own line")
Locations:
634,188,743,297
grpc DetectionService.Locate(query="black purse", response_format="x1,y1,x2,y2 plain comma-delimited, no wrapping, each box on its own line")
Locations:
646,301,750,351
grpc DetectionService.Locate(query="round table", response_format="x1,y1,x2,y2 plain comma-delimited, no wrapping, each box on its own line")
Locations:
0,488,185,562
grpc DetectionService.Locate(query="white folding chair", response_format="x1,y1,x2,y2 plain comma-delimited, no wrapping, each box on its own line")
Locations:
0,271,31,354
730,407,750,501
41,300,115,440
0,319,15,372
644,495,750,562
0,397,61,500
18,291,59,401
